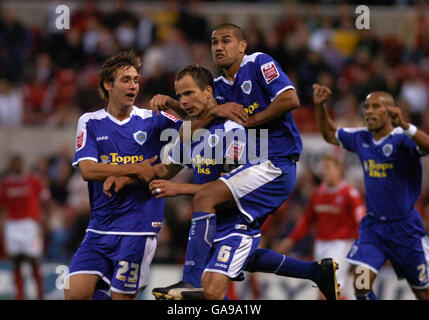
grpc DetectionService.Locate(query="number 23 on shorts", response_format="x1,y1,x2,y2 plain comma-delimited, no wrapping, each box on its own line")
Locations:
116,260,139,283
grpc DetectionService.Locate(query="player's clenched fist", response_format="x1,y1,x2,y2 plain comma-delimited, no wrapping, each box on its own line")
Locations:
312,84,332,106
386,106,405,128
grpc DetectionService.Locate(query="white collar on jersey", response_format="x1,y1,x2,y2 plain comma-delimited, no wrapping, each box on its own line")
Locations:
216,53,262,85
372,127,403,145
105,105,137,125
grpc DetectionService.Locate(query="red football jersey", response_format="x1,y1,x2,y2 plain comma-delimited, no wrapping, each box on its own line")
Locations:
288,182,365,241
0,173,49,221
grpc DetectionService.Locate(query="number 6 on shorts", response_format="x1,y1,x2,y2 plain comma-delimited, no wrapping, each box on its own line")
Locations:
217,245,232,263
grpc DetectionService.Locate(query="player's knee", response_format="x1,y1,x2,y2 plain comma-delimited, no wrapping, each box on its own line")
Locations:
202,276,224,300
413,287,429,300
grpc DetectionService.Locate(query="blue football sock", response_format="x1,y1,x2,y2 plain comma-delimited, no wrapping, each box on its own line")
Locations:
182,211,216,288
245,248,322,283
356,290,377,300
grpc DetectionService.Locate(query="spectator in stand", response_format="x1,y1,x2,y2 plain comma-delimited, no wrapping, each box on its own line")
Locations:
0,154,50,300
399,64,428,127
0,78,23,127
275,154,365,299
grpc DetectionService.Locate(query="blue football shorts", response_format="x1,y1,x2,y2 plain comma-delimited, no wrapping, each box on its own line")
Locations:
219,160,296,223
204,233,261,280
346,210,429,289
68,231,157,294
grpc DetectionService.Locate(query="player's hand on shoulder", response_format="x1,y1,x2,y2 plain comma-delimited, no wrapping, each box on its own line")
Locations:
149,94,178,115
312,83,332,106
149,179,179,198
210,102,248,125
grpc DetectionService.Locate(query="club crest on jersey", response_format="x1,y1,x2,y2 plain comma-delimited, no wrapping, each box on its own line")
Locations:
133,131,147,145
261,61,279,84
208,134,220,147
241,80,252,95
382,144,393,157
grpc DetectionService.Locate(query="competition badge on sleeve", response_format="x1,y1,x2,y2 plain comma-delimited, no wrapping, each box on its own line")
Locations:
76,130,86,151
261,61,279,84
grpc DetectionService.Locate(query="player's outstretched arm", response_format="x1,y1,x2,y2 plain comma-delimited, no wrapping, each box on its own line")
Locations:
153,162,184,180
387,106,429,154
78,156,158,182
313,84,340,146
243,89,300,128
149,179,204,199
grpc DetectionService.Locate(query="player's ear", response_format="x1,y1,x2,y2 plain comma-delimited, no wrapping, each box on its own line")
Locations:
205,85,213,98
103,81,113,91
239,40,247,54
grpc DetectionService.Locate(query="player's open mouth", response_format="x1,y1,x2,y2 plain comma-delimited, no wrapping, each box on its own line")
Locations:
126,93,136,98
366,117,376,124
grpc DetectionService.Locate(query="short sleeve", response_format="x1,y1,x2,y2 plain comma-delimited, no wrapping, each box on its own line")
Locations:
72,115,98,166
255,53,295,102
223,121,247,164
335,127,365,153
156,111,183,132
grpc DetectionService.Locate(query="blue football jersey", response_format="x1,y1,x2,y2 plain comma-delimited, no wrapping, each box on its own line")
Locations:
213,52,303,172
170,120,261,238
336,127,424,221
73,106,183,235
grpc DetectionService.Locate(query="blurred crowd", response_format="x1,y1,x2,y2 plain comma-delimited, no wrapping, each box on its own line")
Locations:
1,0,429,264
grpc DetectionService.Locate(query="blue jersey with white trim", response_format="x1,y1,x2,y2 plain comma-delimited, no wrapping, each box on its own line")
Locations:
73,106,182,234
213,52,302,171
336,127,423,221
170,120,261,238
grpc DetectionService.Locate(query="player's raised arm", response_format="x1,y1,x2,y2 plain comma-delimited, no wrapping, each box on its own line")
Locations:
387,106,429,154
313,84,339,146
243,89,300,128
